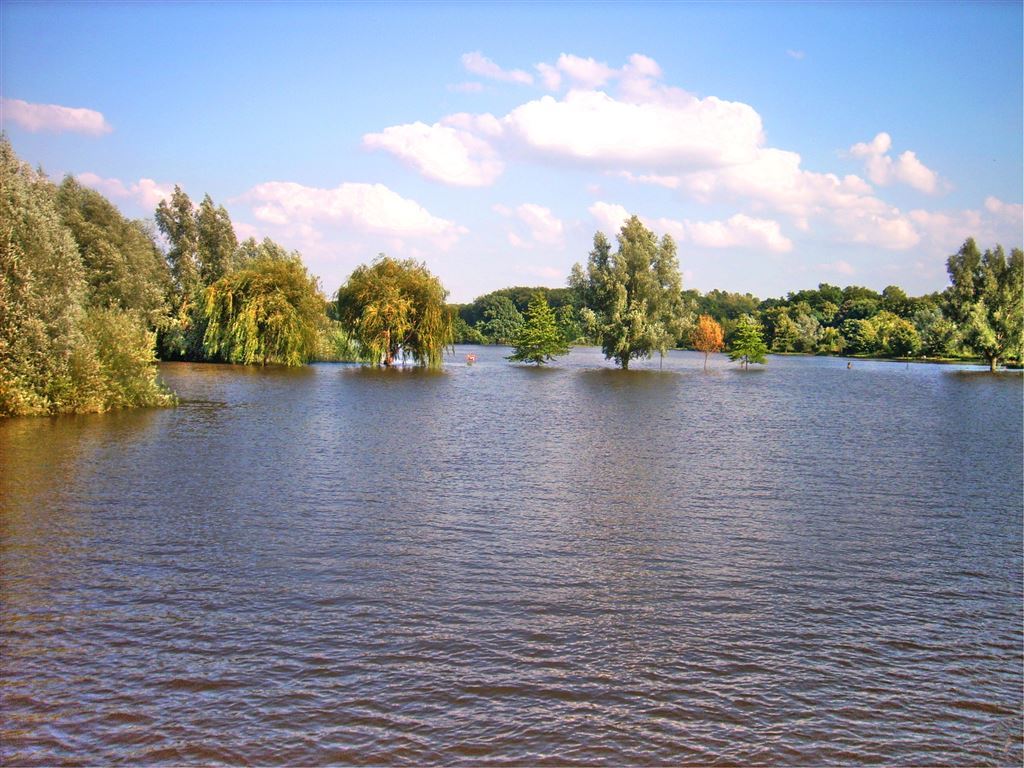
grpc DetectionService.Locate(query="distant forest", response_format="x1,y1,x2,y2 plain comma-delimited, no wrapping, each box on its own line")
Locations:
2,137,1021,416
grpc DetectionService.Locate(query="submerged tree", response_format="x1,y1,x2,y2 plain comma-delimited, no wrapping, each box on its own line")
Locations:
728,314,768,370
335,255,453,368
203,252,324,366
570,216,687,369
507,293,570,365
946,238,1024,371
691,314,724,370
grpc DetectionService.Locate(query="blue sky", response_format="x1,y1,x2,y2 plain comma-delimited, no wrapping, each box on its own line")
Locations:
3,1,1021,302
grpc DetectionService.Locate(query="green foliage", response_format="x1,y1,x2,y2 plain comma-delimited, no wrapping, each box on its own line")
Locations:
197,194,238,284
946,238,1024,370
507,293,570,365
1,137,173,415
336,255,453,368
480,295,524,344
728,315,768,369
451,315,487,344
203,253,324,366
56,177,171,328
571,216,687,369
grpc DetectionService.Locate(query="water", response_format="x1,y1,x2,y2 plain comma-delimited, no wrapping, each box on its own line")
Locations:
2,347,1021,765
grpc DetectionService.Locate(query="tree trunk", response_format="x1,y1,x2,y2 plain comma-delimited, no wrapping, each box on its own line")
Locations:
703,351,709,371
621,356,629,370
989,355,998,372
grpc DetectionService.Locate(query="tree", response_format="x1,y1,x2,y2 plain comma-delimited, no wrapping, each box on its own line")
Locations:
570,216,686,369
56,176,170,328
1,137,172,415
480,295,523,344
196,194,237,285
691,314,724,370
507,293,570,365
336,255,453,368
946,238,1024,371
728,315,768,370
203,251,325,366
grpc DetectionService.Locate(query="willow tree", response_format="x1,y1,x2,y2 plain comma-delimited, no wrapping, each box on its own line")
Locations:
203,252,324,366
336,255,453,367
570,216,687,369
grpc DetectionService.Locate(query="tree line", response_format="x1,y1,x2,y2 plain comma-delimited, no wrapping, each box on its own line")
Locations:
2,136,1020,415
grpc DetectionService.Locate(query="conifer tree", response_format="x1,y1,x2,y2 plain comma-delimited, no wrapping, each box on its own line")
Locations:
507,293,570,365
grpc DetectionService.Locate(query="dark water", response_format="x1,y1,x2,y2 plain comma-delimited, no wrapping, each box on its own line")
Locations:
2,347,1022,766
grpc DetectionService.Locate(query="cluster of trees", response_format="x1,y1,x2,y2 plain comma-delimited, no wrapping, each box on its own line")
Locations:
3,130,1019,415
1,138,350,415
1,139,175,415
451,218,1021,372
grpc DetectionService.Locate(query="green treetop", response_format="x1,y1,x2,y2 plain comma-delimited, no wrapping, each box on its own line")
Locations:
945,238,1023,371
570,215,687,369
507,293,570,365
336,255,453,368
728,314,769,370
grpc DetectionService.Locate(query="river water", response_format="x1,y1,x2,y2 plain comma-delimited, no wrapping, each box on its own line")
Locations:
2,347,1021,765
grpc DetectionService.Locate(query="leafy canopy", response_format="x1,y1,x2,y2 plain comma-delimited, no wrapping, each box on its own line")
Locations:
728,315,769,369
203,252,324,366
336,255,453,368
571,215,687,369
507,293,570,365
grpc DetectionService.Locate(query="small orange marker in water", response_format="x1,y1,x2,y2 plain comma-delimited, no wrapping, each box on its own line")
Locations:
466,353,477,365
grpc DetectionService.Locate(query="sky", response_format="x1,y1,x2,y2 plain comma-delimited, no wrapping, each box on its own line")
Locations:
2,1,1021,303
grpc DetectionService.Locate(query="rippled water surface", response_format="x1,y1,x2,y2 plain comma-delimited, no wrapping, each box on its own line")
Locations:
2,347,1022,765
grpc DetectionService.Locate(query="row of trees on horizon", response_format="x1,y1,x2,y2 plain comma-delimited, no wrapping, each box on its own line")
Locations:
2,138,1021,416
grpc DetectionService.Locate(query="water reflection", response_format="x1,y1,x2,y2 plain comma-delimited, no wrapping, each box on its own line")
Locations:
1,350,1021,765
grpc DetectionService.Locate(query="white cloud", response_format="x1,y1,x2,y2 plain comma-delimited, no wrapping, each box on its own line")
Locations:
503,88,763,169
686,214,793,253
616,170,682,189
589,202,791,253
849,132,941,194
362,121,503,186
238,181,467,249
984,195,1024,223
554,54,616,89
369,53,764,186
461,51,533,85
3,98,112,135
76,172,172,209
786,49,806,60
495,202,565,249
535,62,562,91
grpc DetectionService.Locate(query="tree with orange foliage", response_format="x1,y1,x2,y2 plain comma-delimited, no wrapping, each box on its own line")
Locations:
691,314,724,370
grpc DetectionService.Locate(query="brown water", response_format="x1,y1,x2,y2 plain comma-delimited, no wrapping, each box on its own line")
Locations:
2,347,1021,765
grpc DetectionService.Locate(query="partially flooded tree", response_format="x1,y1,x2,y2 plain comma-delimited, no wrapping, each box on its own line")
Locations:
507,293,569,365
946,238,1024,371
335,255,453,368
203,250,324,366
691,314,724,370
728,314,768,370
570,216,687,369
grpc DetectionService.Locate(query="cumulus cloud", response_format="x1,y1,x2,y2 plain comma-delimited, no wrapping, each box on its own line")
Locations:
368,53,764,186
552,54,616,89
363,121,503,186
984,195,1024,223
496,203,565,249
588,202,791,253
848,132,941,194
503,89,763,169
461,51,533,85
239,181,467,249
819,260,855,276
76,172,172,209
3,98,112,135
